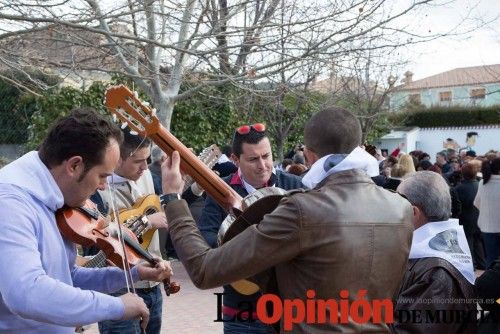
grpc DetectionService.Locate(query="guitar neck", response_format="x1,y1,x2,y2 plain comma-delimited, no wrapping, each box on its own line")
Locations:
105,85,242,213
82,251,107,268
151,128,242,213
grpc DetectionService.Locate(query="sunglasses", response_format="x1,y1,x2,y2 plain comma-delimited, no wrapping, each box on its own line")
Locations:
235,123,266,135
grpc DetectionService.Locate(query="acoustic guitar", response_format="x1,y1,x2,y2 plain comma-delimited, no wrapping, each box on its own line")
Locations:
105,85,287,295
117,144,221,250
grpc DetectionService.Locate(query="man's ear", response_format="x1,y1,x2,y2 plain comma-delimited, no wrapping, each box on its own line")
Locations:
412,205,419,218
412,205,426,229
65,156,84,177
231,153,240,167
303,147,318,168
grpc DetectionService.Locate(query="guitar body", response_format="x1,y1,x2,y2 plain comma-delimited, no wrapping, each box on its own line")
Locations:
117,194,161,250
116,145,220,250
218,187,288,295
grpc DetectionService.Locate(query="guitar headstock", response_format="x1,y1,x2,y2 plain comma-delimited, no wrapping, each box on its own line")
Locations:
199,144,222,169
105,85,161,137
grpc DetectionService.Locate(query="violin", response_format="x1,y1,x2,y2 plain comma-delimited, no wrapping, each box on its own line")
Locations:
56,199,180,295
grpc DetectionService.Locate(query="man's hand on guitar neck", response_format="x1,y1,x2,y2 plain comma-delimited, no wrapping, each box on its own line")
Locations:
136,258,173,282
146,212,168,229
161,151,185,194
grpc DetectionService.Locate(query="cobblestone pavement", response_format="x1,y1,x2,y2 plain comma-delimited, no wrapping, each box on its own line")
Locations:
81,260,223,334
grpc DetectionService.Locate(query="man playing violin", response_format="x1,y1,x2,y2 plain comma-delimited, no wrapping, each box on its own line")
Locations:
197,123,303,333
161,108,414,333
0,108,172,334
90,125,169,334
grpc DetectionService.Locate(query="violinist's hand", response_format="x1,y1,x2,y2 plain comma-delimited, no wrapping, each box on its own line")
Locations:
120,292,149,330
137,259,173,282
161,151,185,194
146,212,168,229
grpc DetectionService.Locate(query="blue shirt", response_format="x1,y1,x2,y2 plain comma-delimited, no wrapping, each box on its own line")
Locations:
0,152,138,334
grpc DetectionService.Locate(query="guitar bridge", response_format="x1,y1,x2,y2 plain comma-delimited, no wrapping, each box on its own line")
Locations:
124,215,149,241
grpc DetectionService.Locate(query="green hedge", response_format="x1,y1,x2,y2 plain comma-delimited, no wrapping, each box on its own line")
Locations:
390,106,500,127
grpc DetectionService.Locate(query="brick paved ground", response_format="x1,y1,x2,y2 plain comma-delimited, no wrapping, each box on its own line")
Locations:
81,260,223,334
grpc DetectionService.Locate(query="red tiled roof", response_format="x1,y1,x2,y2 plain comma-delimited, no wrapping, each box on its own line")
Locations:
396,64,500,91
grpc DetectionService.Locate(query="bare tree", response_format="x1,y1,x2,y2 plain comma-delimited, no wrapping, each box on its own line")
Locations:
323,47,406,143
0,0,483,130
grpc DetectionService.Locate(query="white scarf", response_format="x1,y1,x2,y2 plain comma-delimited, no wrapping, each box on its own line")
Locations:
301,147,379,189
409,219,475,284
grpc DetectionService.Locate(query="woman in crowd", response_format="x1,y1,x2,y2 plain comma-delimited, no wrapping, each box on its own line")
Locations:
474,158,500,267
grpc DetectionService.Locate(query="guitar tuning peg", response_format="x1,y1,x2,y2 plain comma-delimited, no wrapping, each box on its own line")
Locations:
143,101,150,107
112,114,118,122
133,91,139,99
130,130,139,136
151,108,157,116
121,122,128,129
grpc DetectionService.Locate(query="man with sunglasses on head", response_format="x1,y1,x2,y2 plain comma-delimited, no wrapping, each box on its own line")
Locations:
160,108,415,333
198,123,303,333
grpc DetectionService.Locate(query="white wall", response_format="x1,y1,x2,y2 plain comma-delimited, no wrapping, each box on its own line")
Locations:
375,125,499,162
417,126,499,162
405,129,419,153
375,129,419,155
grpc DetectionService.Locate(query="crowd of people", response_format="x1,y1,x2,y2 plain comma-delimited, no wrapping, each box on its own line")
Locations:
0,104,498,334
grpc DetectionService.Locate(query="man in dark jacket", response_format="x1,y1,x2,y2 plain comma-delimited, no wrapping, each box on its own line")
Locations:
394,171,477,334
161,109,414,333
455,163,486,270
198,124,303,333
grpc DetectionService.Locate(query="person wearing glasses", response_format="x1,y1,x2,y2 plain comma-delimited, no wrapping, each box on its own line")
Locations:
160,108,414,333
197,123,303,333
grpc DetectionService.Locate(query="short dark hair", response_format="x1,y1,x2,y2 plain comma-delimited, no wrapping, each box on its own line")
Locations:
418,160,433,171
221,145,232,157
120,126,151,159
419,152,430,161
436,151,447,159
39,107,122,174
365,144,377,157
304,107,361,157
231,127,267,158
281,158,293,170
465,150,477,158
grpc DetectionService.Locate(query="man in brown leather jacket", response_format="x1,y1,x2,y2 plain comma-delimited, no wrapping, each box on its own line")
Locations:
161,108,414,333
394,171,477,334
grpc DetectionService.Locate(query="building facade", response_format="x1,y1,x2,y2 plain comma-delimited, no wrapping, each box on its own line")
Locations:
390,64,500,111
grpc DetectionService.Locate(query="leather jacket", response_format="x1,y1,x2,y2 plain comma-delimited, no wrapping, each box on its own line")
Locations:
167,169,414,333
393,257,477,334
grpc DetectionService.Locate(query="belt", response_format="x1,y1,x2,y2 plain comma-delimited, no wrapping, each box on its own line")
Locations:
223,305,259,321
136,285,159,293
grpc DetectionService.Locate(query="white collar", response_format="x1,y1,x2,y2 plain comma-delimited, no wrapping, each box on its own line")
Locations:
410,219,475,284
301,147,379,189
240,167,276,194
